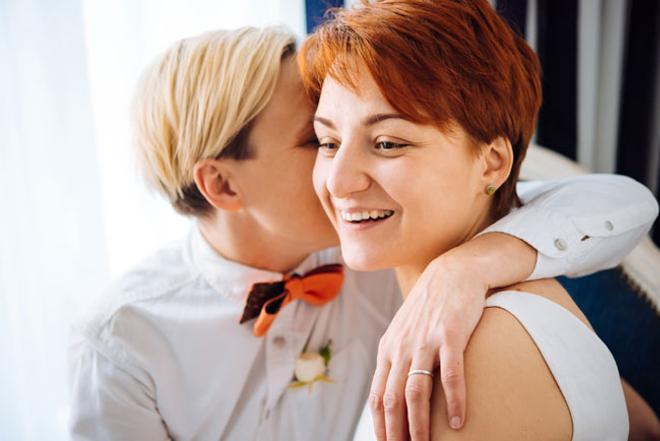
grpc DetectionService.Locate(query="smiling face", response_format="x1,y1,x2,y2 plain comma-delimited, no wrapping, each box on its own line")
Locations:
313,69,494,274
299,0,542,230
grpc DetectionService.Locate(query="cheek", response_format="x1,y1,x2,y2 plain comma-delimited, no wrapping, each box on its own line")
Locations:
276,152,327,223
291,150,318,197
371,158,423,209
257,149,313,195
249,151,317,215
312,154,334,211
405,158,483,242
312,154,327,197
383,155,477,226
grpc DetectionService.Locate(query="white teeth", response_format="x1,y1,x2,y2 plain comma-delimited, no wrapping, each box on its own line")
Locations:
340,209,394,222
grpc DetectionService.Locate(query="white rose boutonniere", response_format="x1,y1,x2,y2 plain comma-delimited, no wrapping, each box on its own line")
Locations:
289,340,333,391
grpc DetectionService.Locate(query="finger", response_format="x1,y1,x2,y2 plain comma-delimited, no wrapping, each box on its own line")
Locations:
384,359,411,441
406,351,436,441
369,359,391,441
439,345,466,430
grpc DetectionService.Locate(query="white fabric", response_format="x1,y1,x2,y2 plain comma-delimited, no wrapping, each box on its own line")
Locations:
69,227,402,441
491,175,659,279
484,291,629,440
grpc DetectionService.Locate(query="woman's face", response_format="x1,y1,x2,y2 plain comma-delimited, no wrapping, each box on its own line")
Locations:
312,68,492,273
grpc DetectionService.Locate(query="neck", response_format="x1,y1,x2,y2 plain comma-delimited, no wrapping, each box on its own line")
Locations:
395,264,427,300
198,214,312,274
395,207,495,299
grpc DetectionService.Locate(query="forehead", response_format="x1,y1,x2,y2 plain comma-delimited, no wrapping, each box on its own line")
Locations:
317,68,396,117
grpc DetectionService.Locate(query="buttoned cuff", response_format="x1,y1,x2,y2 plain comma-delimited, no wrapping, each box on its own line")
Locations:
479,199,657,280
478,205,587,280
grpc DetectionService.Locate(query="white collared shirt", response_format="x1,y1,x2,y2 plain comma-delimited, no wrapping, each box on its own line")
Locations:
70,228,401,441
69,175,658,441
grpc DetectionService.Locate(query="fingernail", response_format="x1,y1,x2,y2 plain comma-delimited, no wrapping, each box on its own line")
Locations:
450,416,461,429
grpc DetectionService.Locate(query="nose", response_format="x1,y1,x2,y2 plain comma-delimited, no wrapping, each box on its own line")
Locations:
325,138,371,199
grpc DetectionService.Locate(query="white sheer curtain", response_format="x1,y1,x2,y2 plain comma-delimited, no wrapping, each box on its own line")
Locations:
0,1,305,439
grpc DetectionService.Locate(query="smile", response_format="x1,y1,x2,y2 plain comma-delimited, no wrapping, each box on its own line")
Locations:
339,209,394,223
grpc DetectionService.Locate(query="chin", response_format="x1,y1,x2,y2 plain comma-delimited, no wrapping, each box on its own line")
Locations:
340,244,389,272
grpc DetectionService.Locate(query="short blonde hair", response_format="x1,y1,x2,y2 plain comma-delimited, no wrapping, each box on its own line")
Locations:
132,26,296,216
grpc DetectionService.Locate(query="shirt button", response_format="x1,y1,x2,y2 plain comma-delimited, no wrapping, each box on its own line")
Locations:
605,220,614,231
272,336,286,347
554,238,568,251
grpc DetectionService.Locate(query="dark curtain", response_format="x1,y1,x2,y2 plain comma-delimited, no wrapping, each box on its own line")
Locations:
617,0,660,245
498,0,659,245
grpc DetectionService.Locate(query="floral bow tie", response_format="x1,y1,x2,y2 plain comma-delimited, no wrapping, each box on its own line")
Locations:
240,264,344,337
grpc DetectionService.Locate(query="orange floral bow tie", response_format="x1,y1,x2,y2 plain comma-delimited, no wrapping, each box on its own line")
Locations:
240,264,344,337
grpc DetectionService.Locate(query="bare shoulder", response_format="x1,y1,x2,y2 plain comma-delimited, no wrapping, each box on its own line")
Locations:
429,278,578,440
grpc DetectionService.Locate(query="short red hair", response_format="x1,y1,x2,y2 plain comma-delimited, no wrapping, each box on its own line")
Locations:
298,0,542,218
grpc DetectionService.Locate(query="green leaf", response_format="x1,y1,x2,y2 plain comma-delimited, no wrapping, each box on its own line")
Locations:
320,340,332,366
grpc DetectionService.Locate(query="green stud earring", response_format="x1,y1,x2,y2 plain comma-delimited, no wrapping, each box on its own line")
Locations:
486,184,497,196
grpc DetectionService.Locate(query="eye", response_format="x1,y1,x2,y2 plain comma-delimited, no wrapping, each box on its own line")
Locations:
375,141,408,150
317,139,339,157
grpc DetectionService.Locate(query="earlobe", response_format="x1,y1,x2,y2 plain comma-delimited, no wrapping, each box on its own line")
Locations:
193,159,242,212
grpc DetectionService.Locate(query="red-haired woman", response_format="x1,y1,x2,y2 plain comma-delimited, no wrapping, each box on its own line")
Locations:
300,1,631,439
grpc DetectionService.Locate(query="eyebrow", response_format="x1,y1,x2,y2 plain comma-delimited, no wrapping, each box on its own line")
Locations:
314,113,409,130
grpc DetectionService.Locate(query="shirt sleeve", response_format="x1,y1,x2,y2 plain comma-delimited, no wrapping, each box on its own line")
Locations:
68,334,171,441
479,174,659,280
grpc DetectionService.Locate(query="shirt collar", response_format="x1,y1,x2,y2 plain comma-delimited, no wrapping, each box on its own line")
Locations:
186,224,336,304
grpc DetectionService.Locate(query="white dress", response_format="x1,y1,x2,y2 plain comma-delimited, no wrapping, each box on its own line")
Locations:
354,291,629,441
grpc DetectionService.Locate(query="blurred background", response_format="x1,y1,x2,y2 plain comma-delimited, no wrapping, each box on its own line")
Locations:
0,0,658,439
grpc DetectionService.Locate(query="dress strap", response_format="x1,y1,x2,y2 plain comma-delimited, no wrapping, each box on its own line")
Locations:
485,291,628,441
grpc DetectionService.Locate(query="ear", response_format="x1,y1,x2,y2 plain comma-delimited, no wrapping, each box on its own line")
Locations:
193,159,242,212
480,136,514,190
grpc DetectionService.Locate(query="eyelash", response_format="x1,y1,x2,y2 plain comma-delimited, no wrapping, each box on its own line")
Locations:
375,141,408,150
317,141,408,151
318,142,338,150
